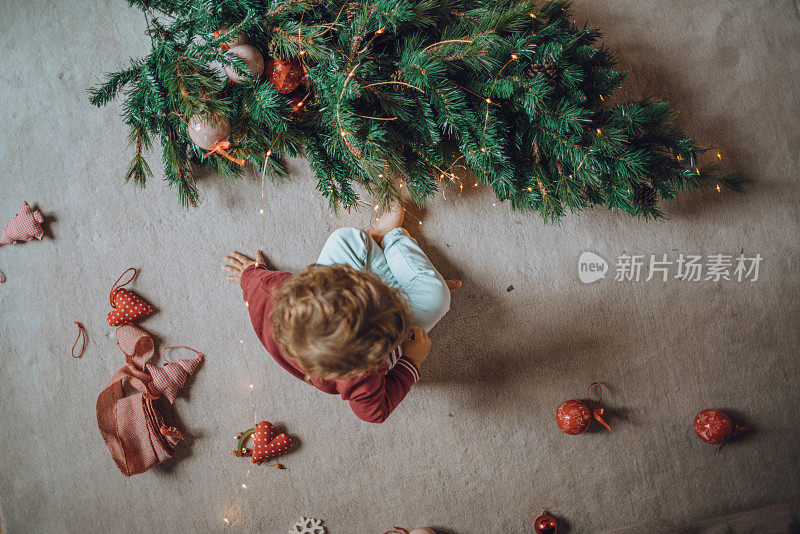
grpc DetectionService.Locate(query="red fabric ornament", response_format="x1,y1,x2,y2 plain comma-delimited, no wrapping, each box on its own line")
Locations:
694,409,749,445
251,420,293,464
224,44,265,84
146,347,203,404
97,325,186,476
556,382,612,435
107,268,153,327
266,57,303,93
1,201,44,245
534,511,558,534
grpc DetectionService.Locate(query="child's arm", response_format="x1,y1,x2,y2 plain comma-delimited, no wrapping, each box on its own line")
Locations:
222,250,269,283
340,326,431,423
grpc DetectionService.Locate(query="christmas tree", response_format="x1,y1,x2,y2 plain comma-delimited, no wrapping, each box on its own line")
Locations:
89,0,745,220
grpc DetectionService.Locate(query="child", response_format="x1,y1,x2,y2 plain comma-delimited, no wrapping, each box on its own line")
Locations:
223,207,460,423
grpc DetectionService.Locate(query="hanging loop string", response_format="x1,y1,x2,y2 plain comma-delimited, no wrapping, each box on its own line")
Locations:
110,268,138,305
588,381,612,432
383,528,410,534
732,424,750,440
203,140,245,165
71,322,86,358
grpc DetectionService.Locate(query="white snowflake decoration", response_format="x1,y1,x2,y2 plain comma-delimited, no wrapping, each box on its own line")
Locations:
291,517,326,534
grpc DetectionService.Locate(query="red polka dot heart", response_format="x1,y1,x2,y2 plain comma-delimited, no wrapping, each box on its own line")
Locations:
106,268,153,327
251,420,293,464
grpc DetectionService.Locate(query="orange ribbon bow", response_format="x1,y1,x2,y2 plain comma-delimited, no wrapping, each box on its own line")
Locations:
589,381,612,432
203,140,245,165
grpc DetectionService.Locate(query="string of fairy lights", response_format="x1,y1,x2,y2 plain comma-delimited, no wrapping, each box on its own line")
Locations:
219,4,729,526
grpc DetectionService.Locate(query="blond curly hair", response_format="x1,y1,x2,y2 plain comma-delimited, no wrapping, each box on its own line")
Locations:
271,263,409,380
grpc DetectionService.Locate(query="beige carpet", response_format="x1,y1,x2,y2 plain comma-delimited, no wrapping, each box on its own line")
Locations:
1,1,799,532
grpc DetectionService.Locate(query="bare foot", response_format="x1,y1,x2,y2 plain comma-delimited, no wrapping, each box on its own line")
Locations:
369,203,404,246
446,279,462,292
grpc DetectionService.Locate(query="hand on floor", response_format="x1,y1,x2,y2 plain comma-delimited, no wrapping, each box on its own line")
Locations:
446,279,462,292
401,326,431,368
222,250,267,282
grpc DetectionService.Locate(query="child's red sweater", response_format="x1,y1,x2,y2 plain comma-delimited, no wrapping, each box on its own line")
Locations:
240,264,420,423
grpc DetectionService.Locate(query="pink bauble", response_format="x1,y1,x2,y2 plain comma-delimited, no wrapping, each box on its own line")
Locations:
694,409,733,444
556,399,592,435
409,529,437,534
188,114,230,150
223,45,265,84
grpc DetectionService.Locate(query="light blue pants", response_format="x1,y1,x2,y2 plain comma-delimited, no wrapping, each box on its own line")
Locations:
317,227,451,332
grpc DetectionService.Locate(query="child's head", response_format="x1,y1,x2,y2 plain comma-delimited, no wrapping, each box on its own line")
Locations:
271,264,409,380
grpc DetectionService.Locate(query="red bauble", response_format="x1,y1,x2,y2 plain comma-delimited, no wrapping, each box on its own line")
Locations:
694,409,734,444
266,57,303,93
556,399,592,435
534,511,558,534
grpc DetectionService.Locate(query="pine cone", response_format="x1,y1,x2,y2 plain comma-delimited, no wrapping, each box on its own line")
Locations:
390,70,410,93
633,184,658,209
346,1,360,21
526,62,558,83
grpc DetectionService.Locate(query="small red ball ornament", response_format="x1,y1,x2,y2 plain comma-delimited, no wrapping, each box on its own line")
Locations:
534,511,558,534
556,399,591,435
693,409,733,444
556,382,612,435
266,57,303,93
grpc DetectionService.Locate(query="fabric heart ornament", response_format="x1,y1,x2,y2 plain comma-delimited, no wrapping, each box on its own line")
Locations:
251,420,293,464
107,268,153,327
1,201,44,245
146,347,203,404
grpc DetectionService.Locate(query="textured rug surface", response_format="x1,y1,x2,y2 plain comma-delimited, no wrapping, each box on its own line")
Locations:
1,1,799,532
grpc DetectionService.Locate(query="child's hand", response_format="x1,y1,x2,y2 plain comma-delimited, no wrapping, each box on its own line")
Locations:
222,250,267,283
401,326,431,369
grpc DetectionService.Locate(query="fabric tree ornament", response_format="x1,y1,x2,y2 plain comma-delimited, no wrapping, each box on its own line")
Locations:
1,201,44,245
97,325,184,476
232,420,293,464
251,420,292,464
107,268,153,327
146,347,203,403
